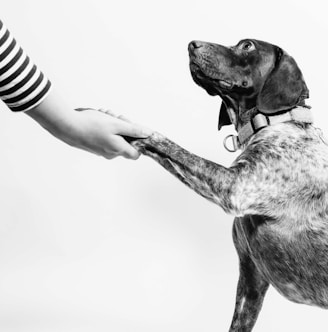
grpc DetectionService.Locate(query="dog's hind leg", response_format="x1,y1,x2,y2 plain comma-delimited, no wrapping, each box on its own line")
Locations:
229,221,269,332
229,258,269,332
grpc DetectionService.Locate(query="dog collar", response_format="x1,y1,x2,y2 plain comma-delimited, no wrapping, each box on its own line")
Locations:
223,106,314,152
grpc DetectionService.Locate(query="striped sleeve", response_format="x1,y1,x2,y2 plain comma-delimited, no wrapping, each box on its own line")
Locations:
0,20,51,112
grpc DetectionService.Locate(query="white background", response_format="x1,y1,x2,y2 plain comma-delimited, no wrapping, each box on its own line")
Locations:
1,1,328,331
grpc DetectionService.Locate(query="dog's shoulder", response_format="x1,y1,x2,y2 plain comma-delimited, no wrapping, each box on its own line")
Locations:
230,122,328,219
236,122,328,169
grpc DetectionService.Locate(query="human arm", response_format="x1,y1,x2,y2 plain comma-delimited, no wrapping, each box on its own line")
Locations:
0,19,151,159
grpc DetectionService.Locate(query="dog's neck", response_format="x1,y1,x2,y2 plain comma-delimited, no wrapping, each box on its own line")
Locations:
223,97,259,131
228,97,310,130
223,105,313,152
238,106,258,130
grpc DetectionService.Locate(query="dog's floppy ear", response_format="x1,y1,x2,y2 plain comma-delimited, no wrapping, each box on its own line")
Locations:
218,102,232,130
257,47,309,114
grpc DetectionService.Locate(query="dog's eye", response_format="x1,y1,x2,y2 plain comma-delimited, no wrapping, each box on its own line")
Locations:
241,41,254,51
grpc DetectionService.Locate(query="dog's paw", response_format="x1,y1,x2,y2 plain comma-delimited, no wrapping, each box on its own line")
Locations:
130,132,164,153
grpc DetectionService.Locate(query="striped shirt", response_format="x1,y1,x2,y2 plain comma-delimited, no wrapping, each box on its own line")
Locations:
0,20,51,112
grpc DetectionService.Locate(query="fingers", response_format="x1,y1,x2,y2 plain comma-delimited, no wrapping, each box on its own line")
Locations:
74,107,101,112
84,108,152,137
76,107,116,116
122,146,141,160
112,113,153,138
117,114,131,122
98,110,153,138
97,108,116,116
75,107,152,159
99,109,136,126
107,135,141,160
114,120,153,138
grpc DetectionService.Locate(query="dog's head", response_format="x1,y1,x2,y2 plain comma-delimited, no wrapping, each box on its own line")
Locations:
188,39,309,130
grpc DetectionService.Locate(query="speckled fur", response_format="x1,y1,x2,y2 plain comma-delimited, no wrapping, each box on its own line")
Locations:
131,40,328,331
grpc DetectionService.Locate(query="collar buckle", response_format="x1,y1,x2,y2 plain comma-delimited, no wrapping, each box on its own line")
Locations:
252,113,269,131
223,134,239,152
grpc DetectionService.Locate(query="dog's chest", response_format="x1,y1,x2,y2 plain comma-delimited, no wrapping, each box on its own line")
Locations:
232,124,328,219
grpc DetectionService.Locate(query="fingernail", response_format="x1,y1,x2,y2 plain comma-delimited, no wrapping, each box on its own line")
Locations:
141,127,153,137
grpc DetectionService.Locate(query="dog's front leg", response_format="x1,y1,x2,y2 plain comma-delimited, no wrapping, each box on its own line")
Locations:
131,133,237,213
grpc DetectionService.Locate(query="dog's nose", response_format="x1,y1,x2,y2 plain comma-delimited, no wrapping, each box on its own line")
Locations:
188,40,204,51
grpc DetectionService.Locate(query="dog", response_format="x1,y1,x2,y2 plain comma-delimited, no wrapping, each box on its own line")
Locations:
131,39,328,331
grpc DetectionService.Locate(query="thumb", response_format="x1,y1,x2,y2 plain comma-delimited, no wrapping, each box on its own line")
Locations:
116,121,153,138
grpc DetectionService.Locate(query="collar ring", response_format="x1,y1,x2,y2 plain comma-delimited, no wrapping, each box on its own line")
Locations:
223,134,239,152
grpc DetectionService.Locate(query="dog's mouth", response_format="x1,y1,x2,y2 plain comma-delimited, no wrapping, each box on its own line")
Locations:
217,79,233,89
189,61,233,94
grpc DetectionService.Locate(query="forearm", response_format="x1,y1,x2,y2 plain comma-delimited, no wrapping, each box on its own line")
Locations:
26,88,81,147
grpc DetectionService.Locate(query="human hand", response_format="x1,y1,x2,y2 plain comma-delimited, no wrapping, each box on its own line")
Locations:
26,89,153,160
73,108,152,159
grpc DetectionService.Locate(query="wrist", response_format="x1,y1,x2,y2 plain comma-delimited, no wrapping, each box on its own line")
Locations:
26,89,84,147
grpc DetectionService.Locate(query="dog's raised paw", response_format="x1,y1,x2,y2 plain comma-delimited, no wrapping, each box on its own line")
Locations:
130,132,164,152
